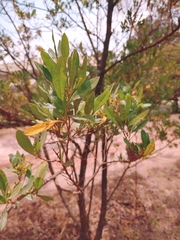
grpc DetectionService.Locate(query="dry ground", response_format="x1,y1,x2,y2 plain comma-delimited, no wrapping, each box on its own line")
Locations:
0,161,180,240
0,124,180,240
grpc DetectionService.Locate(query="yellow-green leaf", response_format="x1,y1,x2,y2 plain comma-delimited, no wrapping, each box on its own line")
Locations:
41,51,56,75
0,195,6,204
71,77,99,101
37,194,53,201
8,182,23,200
0,170,8,194
129,110,149,126
53,57,67,100
61,33,69,59
24,120,60,136
0,208,8,230
16,130,35,154
35,162,48,179
143,141,155,159
33,177,43,190
94,87,111,112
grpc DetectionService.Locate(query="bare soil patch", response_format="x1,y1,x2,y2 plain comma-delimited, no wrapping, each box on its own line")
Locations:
0,160,180,240
0,121,180,239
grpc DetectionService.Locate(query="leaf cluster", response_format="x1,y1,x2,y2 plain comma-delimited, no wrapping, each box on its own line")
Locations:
0,151,50,230
0,34,156,232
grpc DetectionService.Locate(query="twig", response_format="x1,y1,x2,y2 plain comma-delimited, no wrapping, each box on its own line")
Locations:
43,145,79,226
107,163,130,203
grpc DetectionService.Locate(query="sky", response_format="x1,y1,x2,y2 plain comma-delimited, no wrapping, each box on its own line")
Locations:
0,0,164,64
0,0,65,63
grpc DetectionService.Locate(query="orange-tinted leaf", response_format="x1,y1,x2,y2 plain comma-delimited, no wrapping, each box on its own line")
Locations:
143,141,155,159
24,120,60,136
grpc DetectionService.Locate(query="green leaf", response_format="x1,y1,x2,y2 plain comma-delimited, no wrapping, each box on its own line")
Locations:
134,80,140,89
40,131,47,148
60,33,69,59
78,55,87,85
9,153,19,168
19,180,33,196
38,85,49,102
33,177,43,190
137,87,143,104
128,110,149,126
0,208,8,230
63,161,73,168
71,77,99,101
53,96,65,114
41,51,56,75
25,194,33,201
85,93,94,115
35,142,41,155
133,119,148,132
52,30,58,58
124,138,131,148
141,129,150,148
118,89,125,100
94,87,111,112
8,182,23,200
48,48,56,61
72,99,81,114
53,57,67,100
34,61,52,82
125,94,132,112
104,106,117,124
0,195,6,204
37,194,53,201
133,144,139,155
71,115,94,123
16,130,34,155
31,9,36,16
35,162,48,179
0,170,8,194
29,103,46,121
26,169,32,178
68,50,79,86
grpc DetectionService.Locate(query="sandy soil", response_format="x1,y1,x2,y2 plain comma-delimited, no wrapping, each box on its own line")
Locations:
0,116,180,239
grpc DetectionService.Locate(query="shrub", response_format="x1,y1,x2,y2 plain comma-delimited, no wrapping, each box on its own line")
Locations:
0,34,155,240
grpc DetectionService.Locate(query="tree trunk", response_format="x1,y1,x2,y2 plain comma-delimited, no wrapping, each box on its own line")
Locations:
94,130,108,240
95,0,114,95
78,132,92,240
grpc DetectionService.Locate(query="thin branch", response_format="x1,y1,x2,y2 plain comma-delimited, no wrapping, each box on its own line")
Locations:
52,148,83,192
72,139,82,156
95,0,115,94
87,139,98,219
1,3,38,79
107,162,130,202
43,145,79,226
74,0,99,64
105,22,180,75
0,42,25,71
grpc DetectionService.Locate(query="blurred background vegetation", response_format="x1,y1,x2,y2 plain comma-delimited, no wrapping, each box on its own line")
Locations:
0,0,180,134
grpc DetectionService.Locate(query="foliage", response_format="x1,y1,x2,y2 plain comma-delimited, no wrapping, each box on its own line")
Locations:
0,78,32,127
0,151,50,230
0,34,156,239
0,1,179,149
0,0,180,238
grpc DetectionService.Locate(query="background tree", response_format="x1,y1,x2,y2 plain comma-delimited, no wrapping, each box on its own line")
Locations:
0,1,180,239
1,0,178,141
0,0,180,91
